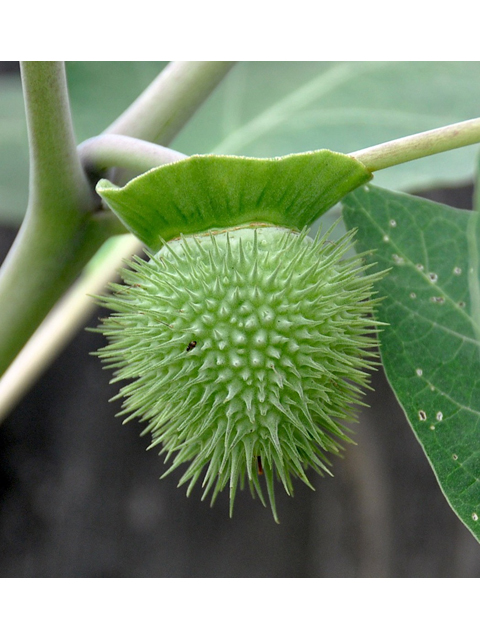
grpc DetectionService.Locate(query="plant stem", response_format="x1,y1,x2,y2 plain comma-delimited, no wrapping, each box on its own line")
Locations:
351,117,480,172
78,134,187,175
21,62,94,214
106,61,236,145
0,234,142,422
0,62,109,376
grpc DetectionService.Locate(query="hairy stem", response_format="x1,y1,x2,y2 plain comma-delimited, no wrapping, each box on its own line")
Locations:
351,117,480,172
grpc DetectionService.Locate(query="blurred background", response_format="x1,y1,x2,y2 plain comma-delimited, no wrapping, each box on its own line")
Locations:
1,61,480,577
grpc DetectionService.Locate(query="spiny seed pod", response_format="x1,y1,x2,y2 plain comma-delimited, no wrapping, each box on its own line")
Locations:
96,223,381,521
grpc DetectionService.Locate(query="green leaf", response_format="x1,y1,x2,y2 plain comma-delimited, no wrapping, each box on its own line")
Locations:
175,62,480,193
342,184,480,543
96,150,371,251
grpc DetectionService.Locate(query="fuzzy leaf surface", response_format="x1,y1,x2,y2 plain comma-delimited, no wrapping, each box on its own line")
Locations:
96,151,371,251
342,184,480,542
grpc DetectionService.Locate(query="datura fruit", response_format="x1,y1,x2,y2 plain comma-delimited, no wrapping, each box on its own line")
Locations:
95,151,379,521
96,223,381,521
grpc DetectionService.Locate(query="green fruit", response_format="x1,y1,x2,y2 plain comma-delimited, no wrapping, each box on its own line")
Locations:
96,224,381,522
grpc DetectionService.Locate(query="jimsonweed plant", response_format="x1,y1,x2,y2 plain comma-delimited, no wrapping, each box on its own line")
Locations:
0,62,479,539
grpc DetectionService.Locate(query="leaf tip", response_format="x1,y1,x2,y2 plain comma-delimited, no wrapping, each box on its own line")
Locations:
95,178,117,196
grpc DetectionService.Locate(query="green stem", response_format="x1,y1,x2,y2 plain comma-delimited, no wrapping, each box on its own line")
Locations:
106,61,236,144
0,234,142,422
79,134,187,175
0,62,108,376
22,62,94,214
351,117,480,172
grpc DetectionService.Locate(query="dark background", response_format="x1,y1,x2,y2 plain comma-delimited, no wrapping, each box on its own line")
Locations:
1,62,480,577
